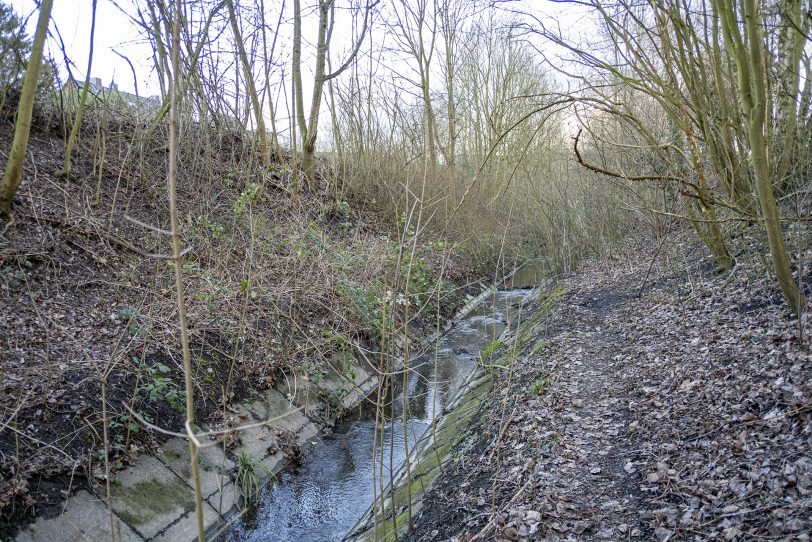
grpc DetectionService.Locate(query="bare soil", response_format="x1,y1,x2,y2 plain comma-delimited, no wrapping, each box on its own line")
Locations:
404,231,812,541
0,113,475,539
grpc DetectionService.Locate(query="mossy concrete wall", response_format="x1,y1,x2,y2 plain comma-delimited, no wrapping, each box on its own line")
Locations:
14,376,369,542
344,280,558,542
14,277,516,542
344,370,493,542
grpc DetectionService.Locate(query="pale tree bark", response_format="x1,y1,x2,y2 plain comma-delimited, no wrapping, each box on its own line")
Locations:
528,0,741,268
292,0,376,191
389,0,440,171
144,1,225,127
327,50,343,164
259,0,284,162
439,0,463,184
654,8,733,269
227,0,276,166
715,0,806,316
774,0,809,187
168,0,205,540
57,0,97,178
0,0,53,217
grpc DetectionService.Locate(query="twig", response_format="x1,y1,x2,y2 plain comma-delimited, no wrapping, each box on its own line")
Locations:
470,477,534,541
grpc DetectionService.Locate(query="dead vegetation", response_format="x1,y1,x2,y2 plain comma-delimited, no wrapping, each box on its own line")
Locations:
0,0,810,539
403,230,812,542
0,105,476,536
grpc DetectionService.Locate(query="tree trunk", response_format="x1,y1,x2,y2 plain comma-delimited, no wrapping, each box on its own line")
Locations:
742,0,805,316
774,0,808,189
293,0,372,192
57,0,97,178
259,0,284,162
301,1,331,191
0,0,53,217
226,0,273,167
291,0,312,192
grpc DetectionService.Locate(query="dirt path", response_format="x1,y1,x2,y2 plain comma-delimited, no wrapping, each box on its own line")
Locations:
526,281,648,540
405,237,812,541
404,267,655,541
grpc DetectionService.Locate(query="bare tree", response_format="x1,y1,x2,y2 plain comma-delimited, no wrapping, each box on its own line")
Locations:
292,0,377,190
56,0,97,178
714,0,806,316
0,0,53,217
227,0,280,166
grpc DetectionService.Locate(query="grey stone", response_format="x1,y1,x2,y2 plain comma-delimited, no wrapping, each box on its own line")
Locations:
233,418,278,460
16,490,141,542
260,450,286,476
276,378,321,416
151,501,218,542
296,421,321,448
157,437,233,499
314,361,378,412
207,481,239,517
247,388,310,433
109,455,194,539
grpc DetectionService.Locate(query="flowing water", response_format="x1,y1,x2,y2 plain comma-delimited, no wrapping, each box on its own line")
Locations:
222,288,534,542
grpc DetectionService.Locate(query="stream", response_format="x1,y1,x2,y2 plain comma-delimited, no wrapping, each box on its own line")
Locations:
221,287,535,542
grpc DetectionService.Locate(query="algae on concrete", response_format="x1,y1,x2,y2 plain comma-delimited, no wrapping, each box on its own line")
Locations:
348,372,493,542
110,455,195,538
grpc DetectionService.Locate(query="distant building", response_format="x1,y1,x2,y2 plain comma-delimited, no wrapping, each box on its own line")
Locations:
65,76,162,116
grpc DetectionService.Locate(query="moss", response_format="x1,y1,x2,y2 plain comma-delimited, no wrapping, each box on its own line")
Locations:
362,506,412,542
113,476,193,526
353,288,566,540
163,446,182,460
360,371,491,540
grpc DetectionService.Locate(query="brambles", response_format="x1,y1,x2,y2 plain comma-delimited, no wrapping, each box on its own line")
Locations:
527,378,548,396
117,308,150,337
138,361,185,414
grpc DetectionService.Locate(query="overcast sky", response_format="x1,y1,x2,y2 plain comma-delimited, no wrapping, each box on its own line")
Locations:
8,0,592,144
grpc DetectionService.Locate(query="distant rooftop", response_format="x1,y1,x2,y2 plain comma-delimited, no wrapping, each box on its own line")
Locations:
69,76,162,115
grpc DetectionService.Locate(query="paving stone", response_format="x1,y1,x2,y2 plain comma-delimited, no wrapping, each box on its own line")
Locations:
109,455,194,539
157,437,233,499
260,450,286,476
314,361,378,411
276,378,321,416
233,418,278,460
296,420,321,448
15,490,141,542
151,501,218,542
341,373,378,410
207,481,239,517
247,387,311,433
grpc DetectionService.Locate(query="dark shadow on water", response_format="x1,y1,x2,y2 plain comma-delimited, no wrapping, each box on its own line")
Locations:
222,289,534,542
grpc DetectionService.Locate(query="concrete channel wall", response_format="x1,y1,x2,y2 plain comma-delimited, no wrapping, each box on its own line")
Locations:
14,278,514,542
344,280,552,542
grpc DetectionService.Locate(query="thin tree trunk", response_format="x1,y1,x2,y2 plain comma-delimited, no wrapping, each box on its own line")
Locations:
169,1,206,539
57,0,97,178
259,0,284,162
226,0,272,166
717,0,806,316
0,0,53,217
774,0,807,188
742,0,805,316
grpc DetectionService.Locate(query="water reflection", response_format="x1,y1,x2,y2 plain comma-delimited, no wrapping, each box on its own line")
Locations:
223,289,534,542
